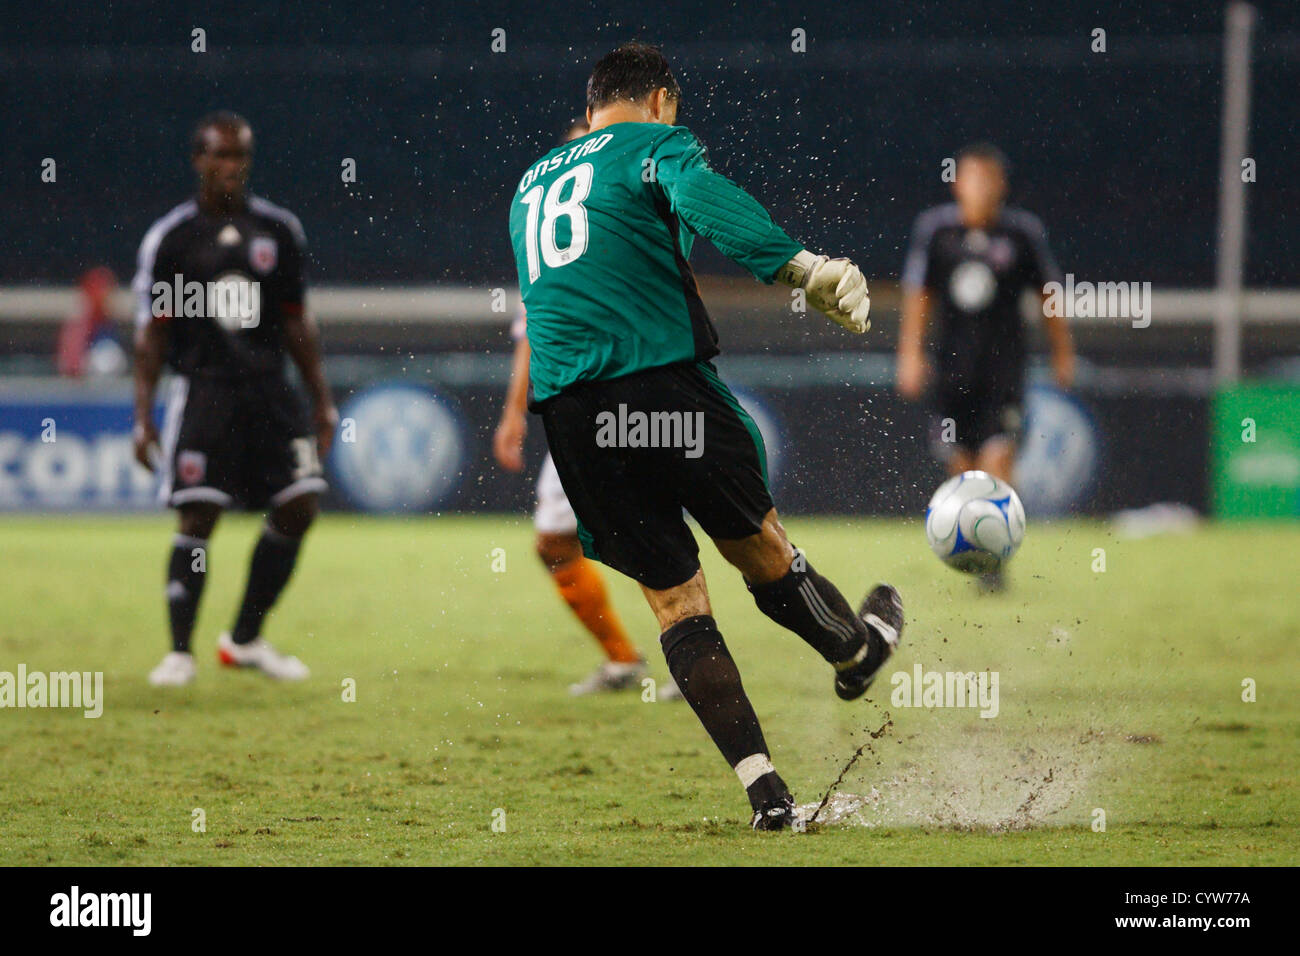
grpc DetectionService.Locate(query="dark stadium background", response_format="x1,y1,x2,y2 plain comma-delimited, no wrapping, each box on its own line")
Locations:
2,0,1297,517
5,1,1298,286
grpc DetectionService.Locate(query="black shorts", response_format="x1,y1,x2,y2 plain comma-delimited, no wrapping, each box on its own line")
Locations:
538,360,774,590
932,382,1023,457
159,374,326,510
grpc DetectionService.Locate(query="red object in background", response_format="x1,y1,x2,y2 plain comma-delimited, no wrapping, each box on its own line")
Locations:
57,266,118,377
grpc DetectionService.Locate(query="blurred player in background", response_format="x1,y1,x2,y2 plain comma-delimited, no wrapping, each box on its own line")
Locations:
495,119,679,698
132,111,337,686
58,266,126,378
898,143,1075,478
509,43,902,829
896,143,1075,588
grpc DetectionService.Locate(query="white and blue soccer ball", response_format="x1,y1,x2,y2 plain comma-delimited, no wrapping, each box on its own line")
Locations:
925,471,1026,574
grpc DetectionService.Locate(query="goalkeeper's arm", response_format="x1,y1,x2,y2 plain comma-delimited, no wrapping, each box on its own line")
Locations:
653,128,871,333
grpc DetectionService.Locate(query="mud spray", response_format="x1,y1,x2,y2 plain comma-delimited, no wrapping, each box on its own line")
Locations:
798,703,1109,832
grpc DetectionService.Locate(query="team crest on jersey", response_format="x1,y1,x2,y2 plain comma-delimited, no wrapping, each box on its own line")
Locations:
177,450,207,485
249,236,278,275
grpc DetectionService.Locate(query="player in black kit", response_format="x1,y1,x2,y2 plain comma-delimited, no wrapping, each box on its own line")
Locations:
898,143,1075,479
897,144,1075,590
132,112,337,686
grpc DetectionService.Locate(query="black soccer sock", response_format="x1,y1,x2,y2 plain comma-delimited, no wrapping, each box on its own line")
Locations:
167,534,209,654
747,547,872,667
231,523,304,645
660,615,790,811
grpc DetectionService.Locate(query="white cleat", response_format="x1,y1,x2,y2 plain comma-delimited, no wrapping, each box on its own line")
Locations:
217,632,310,681
568,659,647,696
149,651,197,687
658,677,684,701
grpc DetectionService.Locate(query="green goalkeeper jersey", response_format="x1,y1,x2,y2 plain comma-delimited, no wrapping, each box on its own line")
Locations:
509,122,803,403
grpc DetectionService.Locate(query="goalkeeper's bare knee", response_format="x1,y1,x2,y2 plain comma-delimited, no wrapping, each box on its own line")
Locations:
713,510,795,586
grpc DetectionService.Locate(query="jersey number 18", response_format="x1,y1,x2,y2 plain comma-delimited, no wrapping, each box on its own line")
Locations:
519,163,593,283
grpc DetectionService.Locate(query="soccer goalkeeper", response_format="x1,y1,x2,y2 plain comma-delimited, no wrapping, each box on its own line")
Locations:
508,42,903,830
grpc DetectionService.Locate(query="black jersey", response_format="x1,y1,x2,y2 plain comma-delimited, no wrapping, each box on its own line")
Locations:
901,203,1061,396
132,195,307,379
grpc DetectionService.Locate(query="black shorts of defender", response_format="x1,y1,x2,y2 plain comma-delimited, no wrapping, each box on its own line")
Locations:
932,382,1023,457
159,374,327,510
539,360,773,591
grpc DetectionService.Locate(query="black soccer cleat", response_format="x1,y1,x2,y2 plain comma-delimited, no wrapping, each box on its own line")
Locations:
833,583,904,701
750,795,797,831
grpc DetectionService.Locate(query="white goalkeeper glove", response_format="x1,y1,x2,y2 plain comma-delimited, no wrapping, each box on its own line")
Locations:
776,249,871,333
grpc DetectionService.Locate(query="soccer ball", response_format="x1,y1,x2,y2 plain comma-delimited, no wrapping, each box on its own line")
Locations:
925,471,1026,574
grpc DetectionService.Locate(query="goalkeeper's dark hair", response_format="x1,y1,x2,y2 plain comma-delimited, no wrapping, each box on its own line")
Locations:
192,111,252,156
586,42,681,112
956,141,1010,176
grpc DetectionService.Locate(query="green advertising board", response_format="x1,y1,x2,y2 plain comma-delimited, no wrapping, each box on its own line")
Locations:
1212,385,1300,518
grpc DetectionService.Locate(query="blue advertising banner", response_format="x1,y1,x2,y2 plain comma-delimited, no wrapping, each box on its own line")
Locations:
0,374,1201,517
330,384,466,512
0,384,156,510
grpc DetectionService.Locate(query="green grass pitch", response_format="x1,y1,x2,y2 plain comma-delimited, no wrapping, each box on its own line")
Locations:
0,514,1296,866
